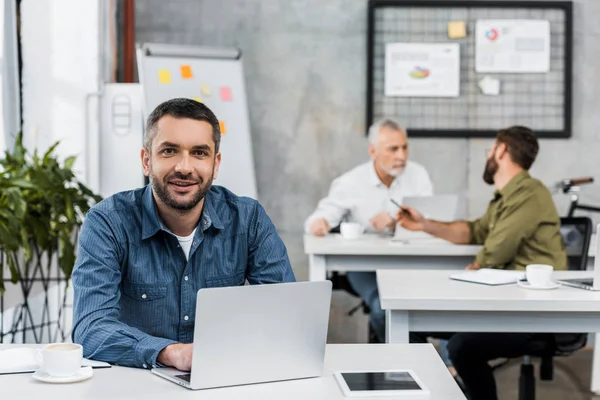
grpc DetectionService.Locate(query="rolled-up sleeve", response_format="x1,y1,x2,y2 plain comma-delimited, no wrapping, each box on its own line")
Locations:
72,209,176,368
468,206,491,246
304,176,352,233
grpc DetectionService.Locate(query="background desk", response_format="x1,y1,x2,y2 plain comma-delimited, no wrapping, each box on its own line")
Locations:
304,234,596,281
1,344,466,399
377,269,600,393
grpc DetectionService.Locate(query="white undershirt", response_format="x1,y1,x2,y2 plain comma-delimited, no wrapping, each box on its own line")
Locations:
174,228,197,261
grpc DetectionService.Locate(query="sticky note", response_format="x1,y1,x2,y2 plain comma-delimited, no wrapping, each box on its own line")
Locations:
192,97,203,103
219,120,227,135
158,70,171,84
180,65,193,79
448,21,467,39
220,87,232,101
201,84,211,96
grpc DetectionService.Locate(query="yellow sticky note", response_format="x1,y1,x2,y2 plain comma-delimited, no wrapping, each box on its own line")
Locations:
158,70,171,84
192,97,203,103
180,65,193,79
448,21,466,39
201,84,211,96
219,120,227,135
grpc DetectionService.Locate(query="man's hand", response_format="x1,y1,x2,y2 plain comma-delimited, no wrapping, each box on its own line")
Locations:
370,211,396,232
466,260,481,270
396,206,426,231
157,343,194,371
310,218,331,236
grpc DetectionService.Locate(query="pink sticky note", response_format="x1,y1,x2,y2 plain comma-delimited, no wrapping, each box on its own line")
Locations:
220,87,232,101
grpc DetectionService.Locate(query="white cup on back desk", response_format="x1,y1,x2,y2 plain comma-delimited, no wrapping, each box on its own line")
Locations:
36,343,83,377
526,264,554,287
340,222,364,239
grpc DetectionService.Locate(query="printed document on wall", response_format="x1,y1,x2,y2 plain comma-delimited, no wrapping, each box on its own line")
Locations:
475,20,550,73
385,43,460,97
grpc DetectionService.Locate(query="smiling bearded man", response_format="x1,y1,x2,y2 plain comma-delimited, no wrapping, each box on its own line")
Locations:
71,98,295,372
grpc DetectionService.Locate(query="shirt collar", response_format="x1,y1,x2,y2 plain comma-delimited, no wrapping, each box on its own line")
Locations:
141,185,224,240
368,161,402,188
495,170,530,200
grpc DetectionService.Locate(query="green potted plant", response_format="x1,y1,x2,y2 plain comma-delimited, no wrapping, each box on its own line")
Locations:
0,132,102,293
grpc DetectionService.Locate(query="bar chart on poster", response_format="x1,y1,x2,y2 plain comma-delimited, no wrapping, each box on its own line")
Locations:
136,43,258,199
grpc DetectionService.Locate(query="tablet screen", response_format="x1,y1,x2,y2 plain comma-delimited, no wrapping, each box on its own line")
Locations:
341,371,423,391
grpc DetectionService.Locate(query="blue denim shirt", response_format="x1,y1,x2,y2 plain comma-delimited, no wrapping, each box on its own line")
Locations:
72,185,295,369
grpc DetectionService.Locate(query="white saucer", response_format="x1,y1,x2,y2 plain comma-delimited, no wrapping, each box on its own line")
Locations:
32,366,93,383
517,280,560,290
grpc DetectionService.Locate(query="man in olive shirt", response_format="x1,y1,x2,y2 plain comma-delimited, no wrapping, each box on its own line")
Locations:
397,126,567,399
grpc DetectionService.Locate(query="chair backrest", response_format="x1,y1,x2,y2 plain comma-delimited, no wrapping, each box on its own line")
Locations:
552,217,593,355
559,216,593,271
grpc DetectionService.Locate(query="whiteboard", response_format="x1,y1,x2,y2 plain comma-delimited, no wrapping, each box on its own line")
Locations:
1,0,21,153
136,43,257,199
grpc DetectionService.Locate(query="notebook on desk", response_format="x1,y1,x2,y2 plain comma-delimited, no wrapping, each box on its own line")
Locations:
450,269,525,286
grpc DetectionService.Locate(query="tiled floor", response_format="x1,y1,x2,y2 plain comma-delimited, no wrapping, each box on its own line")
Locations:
282,232,600,399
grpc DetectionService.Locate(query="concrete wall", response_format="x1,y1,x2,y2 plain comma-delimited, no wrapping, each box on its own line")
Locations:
135,0,600,234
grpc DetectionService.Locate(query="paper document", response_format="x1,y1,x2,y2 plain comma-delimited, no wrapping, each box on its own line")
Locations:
0,347,111,375
475,19,550,73
385,42,460,97
450,269,525,286
478,76,500,96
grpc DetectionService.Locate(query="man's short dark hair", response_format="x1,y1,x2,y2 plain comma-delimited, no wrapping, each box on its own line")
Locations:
144,98,221,152
496,126,539,170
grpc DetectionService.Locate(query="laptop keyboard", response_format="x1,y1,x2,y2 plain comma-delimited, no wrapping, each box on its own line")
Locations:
176,373,191,382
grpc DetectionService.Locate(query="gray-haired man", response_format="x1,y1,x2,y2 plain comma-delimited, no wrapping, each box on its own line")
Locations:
304,119,432,342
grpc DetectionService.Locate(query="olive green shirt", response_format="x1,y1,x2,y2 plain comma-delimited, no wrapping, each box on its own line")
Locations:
468,171,567,270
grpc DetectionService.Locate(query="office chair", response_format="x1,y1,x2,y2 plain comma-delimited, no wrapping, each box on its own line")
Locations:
516,216,592,400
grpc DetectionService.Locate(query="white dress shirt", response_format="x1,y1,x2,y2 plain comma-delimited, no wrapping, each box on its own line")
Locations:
304,161,433,233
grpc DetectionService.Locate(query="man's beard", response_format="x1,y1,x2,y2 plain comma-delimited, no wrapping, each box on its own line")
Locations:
151,170,213,212
483,157,498,185
379,162,405,177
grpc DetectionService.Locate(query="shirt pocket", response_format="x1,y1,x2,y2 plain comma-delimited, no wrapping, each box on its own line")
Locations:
121,282,167,331
204,271,246,288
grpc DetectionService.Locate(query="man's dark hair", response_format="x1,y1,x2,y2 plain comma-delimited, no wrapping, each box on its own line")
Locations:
496,126,539,170
144,98,221,152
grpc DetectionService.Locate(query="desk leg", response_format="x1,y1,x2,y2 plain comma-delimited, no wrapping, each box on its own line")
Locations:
386,310,409,344
308,255,326,281
592,333,600,393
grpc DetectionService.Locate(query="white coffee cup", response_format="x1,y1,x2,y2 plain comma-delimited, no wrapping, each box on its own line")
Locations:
36,343,83,377
526,264,554,287
340,222,364,239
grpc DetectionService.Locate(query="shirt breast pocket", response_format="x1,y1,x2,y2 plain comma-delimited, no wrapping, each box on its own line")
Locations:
121,282,167,331
204,271,246,288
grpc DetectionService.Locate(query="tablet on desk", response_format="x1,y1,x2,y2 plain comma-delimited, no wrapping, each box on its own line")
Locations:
334,370,429,397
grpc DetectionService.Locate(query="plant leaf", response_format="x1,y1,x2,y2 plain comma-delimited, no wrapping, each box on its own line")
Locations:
64,156,76,171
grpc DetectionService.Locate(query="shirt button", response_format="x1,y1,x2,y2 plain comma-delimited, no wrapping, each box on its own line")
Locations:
184,276,189,281
143,364,147,369
184,315,189,321
193,242,197,246
141,294,147,299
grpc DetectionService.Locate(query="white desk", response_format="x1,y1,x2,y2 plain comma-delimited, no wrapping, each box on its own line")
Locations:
305,234,596,281
1,344,466,399
377,269,600,393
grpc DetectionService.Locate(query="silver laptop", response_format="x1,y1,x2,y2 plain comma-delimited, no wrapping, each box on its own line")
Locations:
393,194,459,241
557,224,600,291
152,280,332,389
